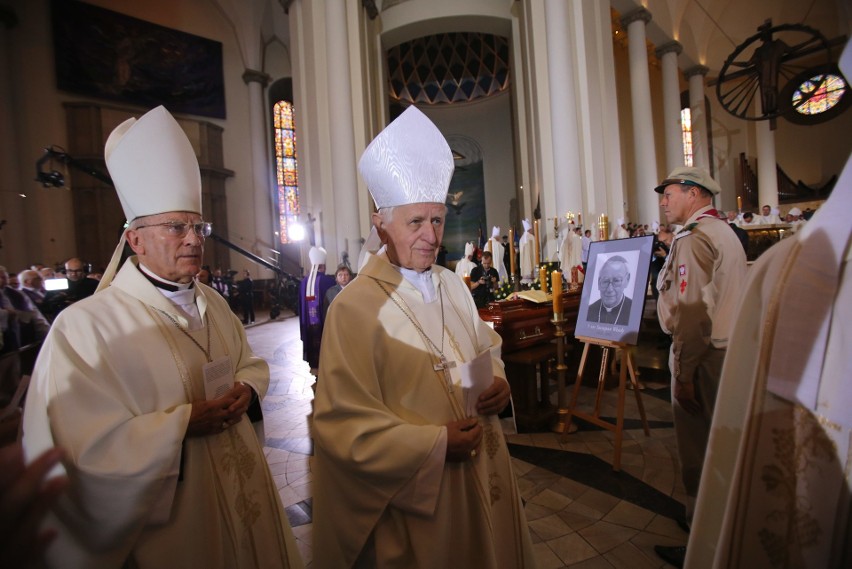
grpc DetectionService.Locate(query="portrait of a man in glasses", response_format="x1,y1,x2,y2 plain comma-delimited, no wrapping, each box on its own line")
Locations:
586,254,633,325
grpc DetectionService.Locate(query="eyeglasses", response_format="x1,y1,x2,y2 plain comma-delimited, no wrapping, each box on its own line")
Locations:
134,221,212,238
599,278,624,288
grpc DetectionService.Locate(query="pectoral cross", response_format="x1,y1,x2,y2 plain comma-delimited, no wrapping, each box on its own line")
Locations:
434,356,457,391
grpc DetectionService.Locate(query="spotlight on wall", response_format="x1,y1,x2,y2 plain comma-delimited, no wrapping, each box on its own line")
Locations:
288,223,306,242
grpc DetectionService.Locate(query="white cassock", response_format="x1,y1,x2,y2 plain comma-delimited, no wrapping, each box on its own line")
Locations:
518,231,535,280
686,152,852,568
487,236,508,282
558,229,583,277
22,259,302,569
312,250,536,569
753,211,782,225
454,256,476,277
611,225,630,239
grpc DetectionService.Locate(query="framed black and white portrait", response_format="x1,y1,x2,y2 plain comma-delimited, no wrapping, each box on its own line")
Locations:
574,235,654,345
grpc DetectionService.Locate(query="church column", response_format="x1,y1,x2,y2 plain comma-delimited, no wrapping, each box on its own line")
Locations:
324,0,361,265
544,0,583,232
755,98,779,209
685,65,710,171
570,0,626,235
621,8,659,225
656,41,684,173
242,69,275,273
0,6,27,269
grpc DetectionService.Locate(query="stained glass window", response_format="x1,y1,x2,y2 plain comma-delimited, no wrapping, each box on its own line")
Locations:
793,74,847,115
274,100,299,244
680,108,694,167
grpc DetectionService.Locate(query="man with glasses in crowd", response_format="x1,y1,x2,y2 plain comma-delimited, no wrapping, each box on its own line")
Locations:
22,106,301,569
63,258,98,300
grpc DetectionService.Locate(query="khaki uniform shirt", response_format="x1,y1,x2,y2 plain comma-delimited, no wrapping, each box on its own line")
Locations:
657,205,747,384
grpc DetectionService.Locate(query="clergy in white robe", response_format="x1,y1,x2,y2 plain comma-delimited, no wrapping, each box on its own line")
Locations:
21,106,302,569
518,219,535,282
314,250,536,568
754,205,782,225
454,241,477,277
558,224,583,279
313,105,535,569
611,218,630,240
685,46,852,566
23,262,302,569
487,226,508,282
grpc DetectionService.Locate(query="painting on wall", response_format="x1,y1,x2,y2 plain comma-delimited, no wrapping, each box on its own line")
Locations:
443,160,486,262
51,0,226,119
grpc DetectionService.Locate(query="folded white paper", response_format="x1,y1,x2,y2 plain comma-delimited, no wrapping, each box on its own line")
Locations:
460,349,493,417
203,356,234,400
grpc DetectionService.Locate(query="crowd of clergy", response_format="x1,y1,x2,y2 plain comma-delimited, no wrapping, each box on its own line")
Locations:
1,45,849,569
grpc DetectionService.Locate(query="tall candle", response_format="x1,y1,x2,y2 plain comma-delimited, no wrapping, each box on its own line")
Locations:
539,265,548,291
598,214,609,241
533,220,541,265
552,270,563,316
508,228,516,276
463,273,471,289
737,195,743,211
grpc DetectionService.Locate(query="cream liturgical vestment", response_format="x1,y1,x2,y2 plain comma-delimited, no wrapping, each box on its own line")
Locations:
685,167,852,567
519,230,535,280
312,251,536,569
558,228,583,277
22,259,302,569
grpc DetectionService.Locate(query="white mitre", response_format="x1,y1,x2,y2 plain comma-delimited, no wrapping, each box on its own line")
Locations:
491,226,500,239
358,106,453,209
98,106,202,290
106,105,201,221
309,246,327,267
464,242,474,258
522,219,532,232
306,246,328,301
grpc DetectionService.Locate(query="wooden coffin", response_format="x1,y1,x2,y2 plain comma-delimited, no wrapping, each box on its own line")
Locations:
478,288,582,353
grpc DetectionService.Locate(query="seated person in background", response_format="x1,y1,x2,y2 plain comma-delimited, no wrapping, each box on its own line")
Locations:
740,211,755,226
755,204,782,225
322,264,352,319
586,255,632,325
784,206,806,231
725,211,749,253
63,258,98,301
470,250,499,308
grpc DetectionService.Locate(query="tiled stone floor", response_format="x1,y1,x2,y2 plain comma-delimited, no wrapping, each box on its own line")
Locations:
245,310,686,568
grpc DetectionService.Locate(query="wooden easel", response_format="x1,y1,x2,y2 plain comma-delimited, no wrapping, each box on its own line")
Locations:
561,336,650,471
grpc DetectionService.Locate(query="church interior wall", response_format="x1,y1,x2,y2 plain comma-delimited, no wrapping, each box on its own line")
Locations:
774,109,852,187
6,0,267,275
422,92,517,238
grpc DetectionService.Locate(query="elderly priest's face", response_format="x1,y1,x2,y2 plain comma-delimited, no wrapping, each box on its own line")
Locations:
126,211,206,284
375,202,447,273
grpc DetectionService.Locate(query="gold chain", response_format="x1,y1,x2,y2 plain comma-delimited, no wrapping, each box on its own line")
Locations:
156,309,212,363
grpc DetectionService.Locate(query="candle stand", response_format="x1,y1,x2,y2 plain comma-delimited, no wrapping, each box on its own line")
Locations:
549,315,574,435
